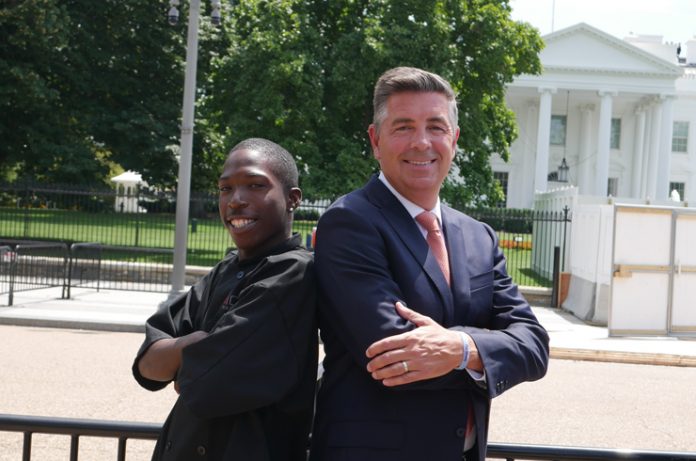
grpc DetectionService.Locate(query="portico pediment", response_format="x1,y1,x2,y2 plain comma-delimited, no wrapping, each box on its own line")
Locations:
540,23,682,78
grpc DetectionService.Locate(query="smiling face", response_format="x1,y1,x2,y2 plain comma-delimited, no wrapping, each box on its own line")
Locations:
368,91,459,210
218,148,301,261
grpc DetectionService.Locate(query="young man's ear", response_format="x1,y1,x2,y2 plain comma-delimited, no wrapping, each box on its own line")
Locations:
287,187,302,212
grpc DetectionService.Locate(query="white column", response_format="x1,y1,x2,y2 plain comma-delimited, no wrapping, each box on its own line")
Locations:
535,87,556,193
689,133,696,202
631,107,647,198
647,102,663,200
595,91,616,196
688,170,696,202
656,94,675,200
640,102,654,198
522,102,538,208
578,104,594,194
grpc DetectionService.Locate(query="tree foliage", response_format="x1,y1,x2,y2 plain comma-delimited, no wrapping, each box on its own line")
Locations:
206,0,543,204
1,0,542,206
0,0,183,187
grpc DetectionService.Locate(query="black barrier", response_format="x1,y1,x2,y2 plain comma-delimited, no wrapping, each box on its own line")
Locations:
0,246,14,305
2,413,696,461
487,442,696,460
68,243,173,294
67,243,103,298
0,413,160,461
0,241,69,306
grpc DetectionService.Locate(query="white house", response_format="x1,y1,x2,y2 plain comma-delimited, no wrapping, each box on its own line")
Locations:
493,23,696,209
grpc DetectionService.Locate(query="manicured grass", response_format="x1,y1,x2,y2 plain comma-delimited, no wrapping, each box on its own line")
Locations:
0,207,317,267
1,207,549,286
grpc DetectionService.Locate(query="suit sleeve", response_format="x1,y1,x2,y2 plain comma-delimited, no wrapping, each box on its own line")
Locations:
315,205,412,366
175,255,317,418
456,224,550,398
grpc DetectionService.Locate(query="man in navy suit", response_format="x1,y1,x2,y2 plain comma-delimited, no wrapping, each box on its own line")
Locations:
309,67,549,461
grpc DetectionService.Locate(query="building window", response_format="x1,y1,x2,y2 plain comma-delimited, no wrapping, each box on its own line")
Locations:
672,121,689,153
669,182,685,201
610,118,621,149
550,115,567,146
493,171,509,208
607,177,619,197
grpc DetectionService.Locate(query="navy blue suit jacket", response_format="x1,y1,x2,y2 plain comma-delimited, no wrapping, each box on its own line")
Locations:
309,176,549,461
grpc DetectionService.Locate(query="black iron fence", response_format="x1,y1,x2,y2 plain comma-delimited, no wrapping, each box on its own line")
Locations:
0,181,323,267
0,182,325,298
0,246,12,305
1,413,694,461
463,206,571,288
0,413,160,461
67,243,174,295
0,182,570,293
0,240,69,306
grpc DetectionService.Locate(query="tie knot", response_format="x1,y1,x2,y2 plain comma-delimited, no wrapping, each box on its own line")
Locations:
416,211,440,233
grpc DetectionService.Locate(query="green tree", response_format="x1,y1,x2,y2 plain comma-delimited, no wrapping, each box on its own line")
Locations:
205,0,543,204
0,0,94,183
62,0,185,188
0,0,185,187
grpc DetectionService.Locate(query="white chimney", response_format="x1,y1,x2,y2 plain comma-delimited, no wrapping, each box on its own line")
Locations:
686,39,696,65
624,34,679,63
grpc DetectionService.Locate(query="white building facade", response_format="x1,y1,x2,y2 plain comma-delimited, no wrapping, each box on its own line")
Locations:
493,23,696,209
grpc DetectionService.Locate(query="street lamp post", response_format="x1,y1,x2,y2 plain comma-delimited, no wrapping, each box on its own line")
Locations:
168,0,221,295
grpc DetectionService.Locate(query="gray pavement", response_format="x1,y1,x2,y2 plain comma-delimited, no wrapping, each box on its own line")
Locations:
2,286,696,367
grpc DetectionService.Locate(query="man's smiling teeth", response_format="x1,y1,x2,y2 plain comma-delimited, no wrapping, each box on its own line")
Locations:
406,160,434,166
229,218,255,229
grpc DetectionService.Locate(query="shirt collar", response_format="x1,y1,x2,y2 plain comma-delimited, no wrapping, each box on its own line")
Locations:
378,172,442,224
233,233,302,267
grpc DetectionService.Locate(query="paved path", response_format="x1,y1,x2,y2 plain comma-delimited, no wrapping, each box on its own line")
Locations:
1,324,695,461
2,287,696,460
0,325,174,461
2,287,696,366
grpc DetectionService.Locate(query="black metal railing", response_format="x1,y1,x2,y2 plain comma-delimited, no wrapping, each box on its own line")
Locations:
2,413,695,461
0,245,13,305
486,442,696,460
0,413,160,461
1,182,572,290
0,181,326,269
0,240,69,306
464,206,571,288
67,243,174,295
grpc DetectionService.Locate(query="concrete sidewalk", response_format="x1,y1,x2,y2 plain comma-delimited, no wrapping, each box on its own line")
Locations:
2,287,696,367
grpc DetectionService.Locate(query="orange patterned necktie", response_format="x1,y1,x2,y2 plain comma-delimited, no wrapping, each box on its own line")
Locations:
416,211,450,285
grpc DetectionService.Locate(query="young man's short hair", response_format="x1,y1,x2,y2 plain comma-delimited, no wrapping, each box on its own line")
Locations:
229,138,299,192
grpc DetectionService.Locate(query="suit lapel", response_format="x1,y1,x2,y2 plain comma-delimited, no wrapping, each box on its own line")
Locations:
364,177,454,319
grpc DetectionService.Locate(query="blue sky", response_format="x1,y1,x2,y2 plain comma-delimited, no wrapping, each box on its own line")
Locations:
510,0,696,45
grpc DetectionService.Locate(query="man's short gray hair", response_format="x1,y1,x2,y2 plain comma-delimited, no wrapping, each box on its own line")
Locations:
372,66,458,131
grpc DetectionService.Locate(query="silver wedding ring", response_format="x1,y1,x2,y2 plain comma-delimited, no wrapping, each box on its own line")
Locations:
402,361,409,373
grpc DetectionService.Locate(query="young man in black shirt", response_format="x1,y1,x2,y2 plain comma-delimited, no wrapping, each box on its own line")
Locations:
133,138,317,461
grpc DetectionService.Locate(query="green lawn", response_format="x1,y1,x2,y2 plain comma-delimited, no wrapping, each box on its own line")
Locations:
0,207,317,267
1,207,549,286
